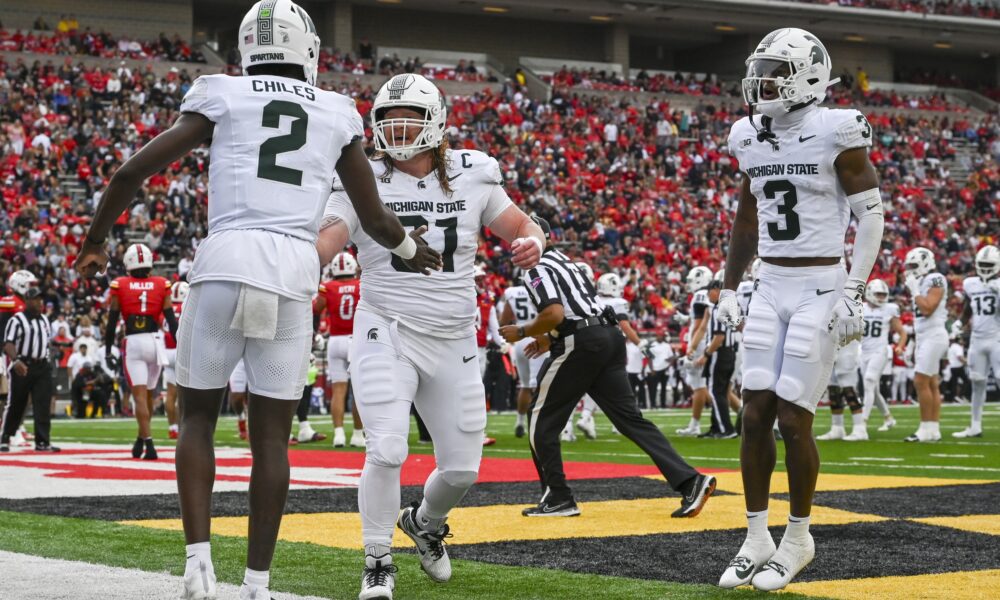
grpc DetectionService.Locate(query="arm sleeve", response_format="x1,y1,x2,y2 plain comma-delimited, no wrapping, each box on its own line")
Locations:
846,189,884,290
322,188,360,237
482,183,515,228
692,302,707,320
487,306,501,345
179,76,226,122
523,267,562,310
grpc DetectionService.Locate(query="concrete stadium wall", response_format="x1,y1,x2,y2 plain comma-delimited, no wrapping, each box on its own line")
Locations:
0,0,193,41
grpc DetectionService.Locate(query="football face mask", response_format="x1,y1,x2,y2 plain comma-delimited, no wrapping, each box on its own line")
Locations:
742,59,796,118
373,109,438,161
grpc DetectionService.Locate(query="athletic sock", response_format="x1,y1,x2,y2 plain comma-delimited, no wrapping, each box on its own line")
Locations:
929,421,940,436
516,413,526,427
335,426,345,437
688,417,699,430
365,543,392,562
784,515,810,543
244,568,269,588
746,509,769,542
851,412,865,429
169,424,179,433
186,542,211,567
831,414,844,428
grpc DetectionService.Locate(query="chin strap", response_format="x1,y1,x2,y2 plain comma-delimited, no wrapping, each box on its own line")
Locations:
748,104,779,149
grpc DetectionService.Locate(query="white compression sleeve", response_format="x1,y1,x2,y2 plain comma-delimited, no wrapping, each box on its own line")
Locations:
846,188,885,291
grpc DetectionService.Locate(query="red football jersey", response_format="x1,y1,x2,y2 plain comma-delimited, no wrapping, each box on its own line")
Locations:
475,293,493,348
319,278,359,337
163,302,183,349
0,294,25,314
111,276,171,320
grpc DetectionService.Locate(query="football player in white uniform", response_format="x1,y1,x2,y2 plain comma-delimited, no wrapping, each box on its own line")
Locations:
677,266,714,436
954,245,1000,438
902,247,949,442
317,73,545,600
715,28,883,591
500,279,548,438
816,340,861,440
163,281,189,440
846,279,904,439
75,3,439,599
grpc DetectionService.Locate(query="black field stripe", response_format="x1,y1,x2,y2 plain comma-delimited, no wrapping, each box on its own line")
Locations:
776,482,1000,518
447,521,1000,584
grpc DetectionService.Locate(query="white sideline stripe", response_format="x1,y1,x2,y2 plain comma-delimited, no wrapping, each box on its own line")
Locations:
929,453,985,458
848,457,904,462
0,550,329,600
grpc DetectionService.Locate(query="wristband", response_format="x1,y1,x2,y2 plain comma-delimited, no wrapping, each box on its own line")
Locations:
391,235,416,260
518,326,525,339
86,233,104,246
519,236,543,254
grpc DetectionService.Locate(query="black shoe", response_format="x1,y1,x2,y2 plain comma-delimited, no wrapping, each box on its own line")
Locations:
697,430,718,438
143,440,158,460
34,444,61,453
514,424,525,438
713,431,738,440
131,437,144,458
522,496,581,517
671,474,716,518
0,439,9,453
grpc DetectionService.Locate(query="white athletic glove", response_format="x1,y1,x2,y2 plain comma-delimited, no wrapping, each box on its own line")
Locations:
904,273,921,299
716,289,742,330
988,278,1000,297
673,311,690,325
829,283,864,347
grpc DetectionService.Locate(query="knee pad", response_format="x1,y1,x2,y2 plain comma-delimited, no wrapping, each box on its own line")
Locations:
457,380,487,433
827,386,844,410
440,469,479,489
742,368,776,391
784,313,821,363
366,434,409,468
353,353,397,407
843,388,861,412
775,374,806,403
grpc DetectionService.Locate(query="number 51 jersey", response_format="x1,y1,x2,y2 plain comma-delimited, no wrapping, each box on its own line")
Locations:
180,74,364,301
325,149,512,339
727,107,873,258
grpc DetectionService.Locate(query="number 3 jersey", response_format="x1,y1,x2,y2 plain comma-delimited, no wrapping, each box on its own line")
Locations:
325,149,512,339
962,276,1000,341
861,301,899,357
727,107,873,258
180,74,364,301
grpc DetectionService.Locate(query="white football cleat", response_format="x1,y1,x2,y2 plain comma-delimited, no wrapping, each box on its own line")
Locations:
239,583,270,600
575,414,597,440
560,424,577,442
350,430,367,448
751,533,815,592
182,558,217,600
877,417,896,432
843,429,868,441
719,536,777,589
397,503,452,582
816,426,845,441
952,427,982,438
333,427,347,448
359,552,396,600
675,425,700,437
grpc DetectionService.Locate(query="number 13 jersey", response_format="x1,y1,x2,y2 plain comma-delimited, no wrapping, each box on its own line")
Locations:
727,107,872,259
180,74,364,301
325,149,512,339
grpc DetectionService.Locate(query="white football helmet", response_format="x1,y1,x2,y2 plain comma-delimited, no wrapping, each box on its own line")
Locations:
750,258,762,281
904,247,936,279
238,0,320,86
575,262,595,284
865,278,889,307
597,272,623,298
372,73,447,161
975,245,1000,281
743,28,835,119
123,243,154,272
713,269,724,282
329,252,358,278
7,270,38,296
686,266,713,293
170,281,190,305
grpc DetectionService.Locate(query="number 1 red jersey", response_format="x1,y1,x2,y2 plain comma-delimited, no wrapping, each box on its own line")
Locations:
319,278,359,336
111,276,171,320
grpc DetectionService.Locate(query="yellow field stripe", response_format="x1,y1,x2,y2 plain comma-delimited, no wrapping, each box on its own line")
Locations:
122,495,885,549
693,472,993,495
786,569,1000,599
909,515,1000,537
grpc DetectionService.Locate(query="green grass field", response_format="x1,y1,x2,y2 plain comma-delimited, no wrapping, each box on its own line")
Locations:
2,403,997,599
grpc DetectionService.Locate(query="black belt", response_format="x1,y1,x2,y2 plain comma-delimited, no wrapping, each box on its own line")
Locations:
555,315,613,338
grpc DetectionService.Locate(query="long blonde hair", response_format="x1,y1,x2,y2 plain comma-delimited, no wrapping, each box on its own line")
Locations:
372,139,453,195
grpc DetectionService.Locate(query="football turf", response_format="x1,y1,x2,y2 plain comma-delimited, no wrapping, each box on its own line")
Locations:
1,403,997,599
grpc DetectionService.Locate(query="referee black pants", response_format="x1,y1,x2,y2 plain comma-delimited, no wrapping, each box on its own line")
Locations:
707,348,736,435
645,369,669,408
528,325,698,500
1,360,53,446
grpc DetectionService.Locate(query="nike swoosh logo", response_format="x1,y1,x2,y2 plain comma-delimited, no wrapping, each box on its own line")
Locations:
541,504,565,513
447,173,462,182
462,355,475,363
799,134,816,142
866,202,879,210
816,289,835,296
186,554,196,560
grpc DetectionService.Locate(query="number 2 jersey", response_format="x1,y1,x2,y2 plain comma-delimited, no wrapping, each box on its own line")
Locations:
110,275,171,335
325,149,512,339
319,278,360,337
180,74,364,301
861,301,899,357
962,276,1000,341
727,106,873,258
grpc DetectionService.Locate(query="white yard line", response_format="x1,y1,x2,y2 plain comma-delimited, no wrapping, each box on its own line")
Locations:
848,457,904,462
929,453,985,459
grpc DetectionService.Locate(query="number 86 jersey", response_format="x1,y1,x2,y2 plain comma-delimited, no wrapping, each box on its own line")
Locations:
325,149,512,340
180,74,364,301
727,107,873,258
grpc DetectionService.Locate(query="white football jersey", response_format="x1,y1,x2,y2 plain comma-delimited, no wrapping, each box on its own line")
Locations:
181,74,363,301
861,302,900,357
597,295,631,321
504,285,537,327
963,276,1000,340
625,341,644,374
686,289,711,352
325,149,511,339
913,272,948,336
736,280,755,316
728,107,873,259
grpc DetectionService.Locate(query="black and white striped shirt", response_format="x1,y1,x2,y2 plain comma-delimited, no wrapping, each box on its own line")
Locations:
522,249,601,322
4,311,52,361
709,304,736,350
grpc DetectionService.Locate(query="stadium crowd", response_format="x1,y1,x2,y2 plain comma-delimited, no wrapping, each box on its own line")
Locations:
791,0,1000,19
0,21,205,63
0,42,998,413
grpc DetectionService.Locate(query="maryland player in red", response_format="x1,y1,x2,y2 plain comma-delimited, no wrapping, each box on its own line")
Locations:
107,243,177,460
474,265,502,447
314,252,365,448
163,281,189,440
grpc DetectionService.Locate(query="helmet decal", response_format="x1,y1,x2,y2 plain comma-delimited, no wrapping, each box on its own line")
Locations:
257,0,277,46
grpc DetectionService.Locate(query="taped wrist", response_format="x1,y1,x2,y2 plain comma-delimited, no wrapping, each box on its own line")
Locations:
391,235,416,260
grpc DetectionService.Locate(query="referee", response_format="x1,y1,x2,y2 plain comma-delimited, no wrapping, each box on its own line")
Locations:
500,217,715,518
693,281,738,438
1,287,59,452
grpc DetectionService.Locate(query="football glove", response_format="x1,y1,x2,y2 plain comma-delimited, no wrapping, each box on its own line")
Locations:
716,289,742,329
988,278,1000,297
829,284,864,347
904,273,921,299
